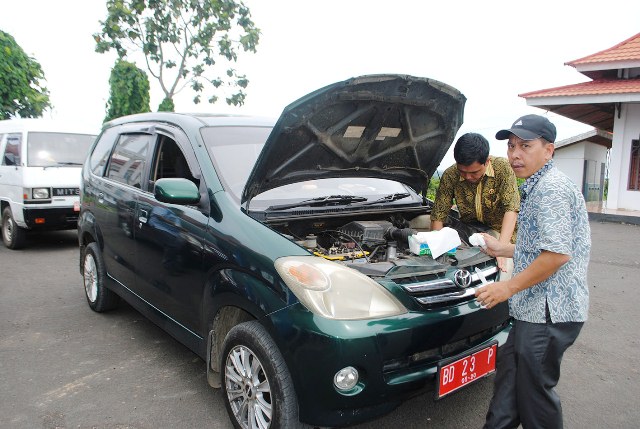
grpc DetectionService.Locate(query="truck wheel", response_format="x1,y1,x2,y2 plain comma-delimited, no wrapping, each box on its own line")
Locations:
221,321,303,429
82,242,119,312
2,207,26,249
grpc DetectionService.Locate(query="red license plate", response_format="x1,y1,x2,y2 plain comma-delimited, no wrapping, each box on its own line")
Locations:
436,342,498,399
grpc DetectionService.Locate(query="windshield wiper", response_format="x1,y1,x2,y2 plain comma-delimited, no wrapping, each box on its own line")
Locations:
266,195,368,211
352,192,411,206
56,162,84,166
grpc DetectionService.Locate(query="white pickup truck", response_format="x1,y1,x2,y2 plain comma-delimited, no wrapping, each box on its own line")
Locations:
0,119,96,249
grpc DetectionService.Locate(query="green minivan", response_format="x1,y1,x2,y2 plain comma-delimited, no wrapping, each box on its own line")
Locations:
78,74,511,428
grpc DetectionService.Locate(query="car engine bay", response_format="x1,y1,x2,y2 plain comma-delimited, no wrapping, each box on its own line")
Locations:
272,212,496,279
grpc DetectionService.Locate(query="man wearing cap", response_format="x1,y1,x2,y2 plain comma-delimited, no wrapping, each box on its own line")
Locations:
430,132,520,276
475,114,591,429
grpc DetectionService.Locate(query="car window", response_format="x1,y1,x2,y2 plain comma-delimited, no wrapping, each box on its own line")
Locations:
89,128,119,176
26,132,95,167
2,133,22,165
106,133,152,189
2,133,22,166
150,135,199,187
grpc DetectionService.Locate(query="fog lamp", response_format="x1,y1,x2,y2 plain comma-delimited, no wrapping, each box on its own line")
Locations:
334,366,359,391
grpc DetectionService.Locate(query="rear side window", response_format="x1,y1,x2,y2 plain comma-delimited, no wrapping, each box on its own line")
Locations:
2,133,22,166
106,134,152,188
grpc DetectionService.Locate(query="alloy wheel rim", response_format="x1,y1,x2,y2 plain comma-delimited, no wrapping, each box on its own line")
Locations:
84,254,98,302
225,345,272,429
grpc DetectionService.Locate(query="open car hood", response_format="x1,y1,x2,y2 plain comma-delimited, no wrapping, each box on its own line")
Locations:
241,74,466,205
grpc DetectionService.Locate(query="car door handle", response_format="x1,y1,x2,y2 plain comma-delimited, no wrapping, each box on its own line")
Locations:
98,192,104,204
138,209,148,225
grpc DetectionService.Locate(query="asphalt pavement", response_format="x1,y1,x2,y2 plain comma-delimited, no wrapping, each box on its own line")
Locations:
1,220,639,429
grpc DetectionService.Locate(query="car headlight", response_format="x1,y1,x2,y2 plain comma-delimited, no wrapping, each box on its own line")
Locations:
275,256,407,320
30,188,51,199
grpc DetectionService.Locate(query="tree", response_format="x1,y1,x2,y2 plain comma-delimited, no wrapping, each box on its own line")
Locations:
104,59,151,122
427,177,440,200
0,30,51,119
94,0,260,112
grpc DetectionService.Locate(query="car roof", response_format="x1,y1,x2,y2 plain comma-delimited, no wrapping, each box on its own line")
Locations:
0,118,97,135
103,112,276,130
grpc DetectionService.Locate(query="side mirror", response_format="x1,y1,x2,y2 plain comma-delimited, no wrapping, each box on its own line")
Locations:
154,178,200,205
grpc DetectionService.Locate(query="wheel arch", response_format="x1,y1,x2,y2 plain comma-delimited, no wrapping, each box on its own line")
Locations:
78,209,104,274
206,304,255,388
203,266,290,388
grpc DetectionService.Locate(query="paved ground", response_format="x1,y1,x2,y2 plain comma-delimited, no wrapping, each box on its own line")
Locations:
1,220,639,429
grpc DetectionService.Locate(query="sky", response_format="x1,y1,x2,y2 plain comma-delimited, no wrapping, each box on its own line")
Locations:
2,0,640,167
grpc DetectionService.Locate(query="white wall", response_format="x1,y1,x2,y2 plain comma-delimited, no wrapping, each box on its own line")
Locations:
555,144,585,187
607,103,640,210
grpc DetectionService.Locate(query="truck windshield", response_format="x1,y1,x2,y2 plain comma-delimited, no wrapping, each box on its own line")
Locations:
27,132,95,167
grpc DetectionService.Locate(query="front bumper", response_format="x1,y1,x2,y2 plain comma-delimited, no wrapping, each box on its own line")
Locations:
22,207,80,230
271,300,511,427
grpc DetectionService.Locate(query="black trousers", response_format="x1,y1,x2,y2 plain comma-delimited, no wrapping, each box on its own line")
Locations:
483,312,584,429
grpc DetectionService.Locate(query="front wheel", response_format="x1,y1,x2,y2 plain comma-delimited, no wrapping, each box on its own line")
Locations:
82,242,119,312
221,321,303,429
2,207,26,249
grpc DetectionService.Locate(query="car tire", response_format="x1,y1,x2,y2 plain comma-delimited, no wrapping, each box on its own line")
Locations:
82,242,119,312
221,321,305,429
2,207,26,250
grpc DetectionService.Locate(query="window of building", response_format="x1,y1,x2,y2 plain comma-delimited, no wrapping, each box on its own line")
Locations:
629,138,640,191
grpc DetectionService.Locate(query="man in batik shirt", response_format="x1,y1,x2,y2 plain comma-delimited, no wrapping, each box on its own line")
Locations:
475,114,591,429
431,132,520,274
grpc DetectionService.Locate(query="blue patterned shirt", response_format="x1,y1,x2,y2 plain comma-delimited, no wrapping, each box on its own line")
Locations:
510,160,591,323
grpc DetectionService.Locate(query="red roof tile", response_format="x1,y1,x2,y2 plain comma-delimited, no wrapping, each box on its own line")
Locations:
566,32,640,66
520,78,640,98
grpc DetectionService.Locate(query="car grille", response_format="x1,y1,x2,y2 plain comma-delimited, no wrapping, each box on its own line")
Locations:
396,260,499,308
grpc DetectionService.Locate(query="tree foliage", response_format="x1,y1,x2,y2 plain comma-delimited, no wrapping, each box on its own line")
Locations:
94,0,260,111
0,30,51,119
104,59,151,122
427,177,440,200
158,97,175,112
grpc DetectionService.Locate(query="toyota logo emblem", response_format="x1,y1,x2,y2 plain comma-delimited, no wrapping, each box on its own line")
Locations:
453,269,472,288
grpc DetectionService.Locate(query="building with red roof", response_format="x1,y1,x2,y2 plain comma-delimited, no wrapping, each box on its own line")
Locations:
520,32,640,211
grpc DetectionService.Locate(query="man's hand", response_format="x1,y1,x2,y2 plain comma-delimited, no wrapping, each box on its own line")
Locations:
480,233,515,258
475,281,513,309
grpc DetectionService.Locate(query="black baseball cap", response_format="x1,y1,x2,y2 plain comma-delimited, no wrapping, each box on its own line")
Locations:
495,114,557,143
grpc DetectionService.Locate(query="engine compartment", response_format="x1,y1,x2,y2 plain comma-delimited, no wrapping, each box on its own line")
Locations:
272,211,494,277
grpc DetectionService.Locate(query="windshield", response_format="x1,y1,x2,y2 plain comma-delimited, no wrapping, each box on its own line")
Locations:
27,132,96,167
202,125,416,208
201,125,272,199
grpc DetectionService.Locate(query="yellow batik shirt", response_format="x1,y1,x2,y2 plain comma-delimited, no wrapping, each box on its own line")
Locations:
431,156,520,242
